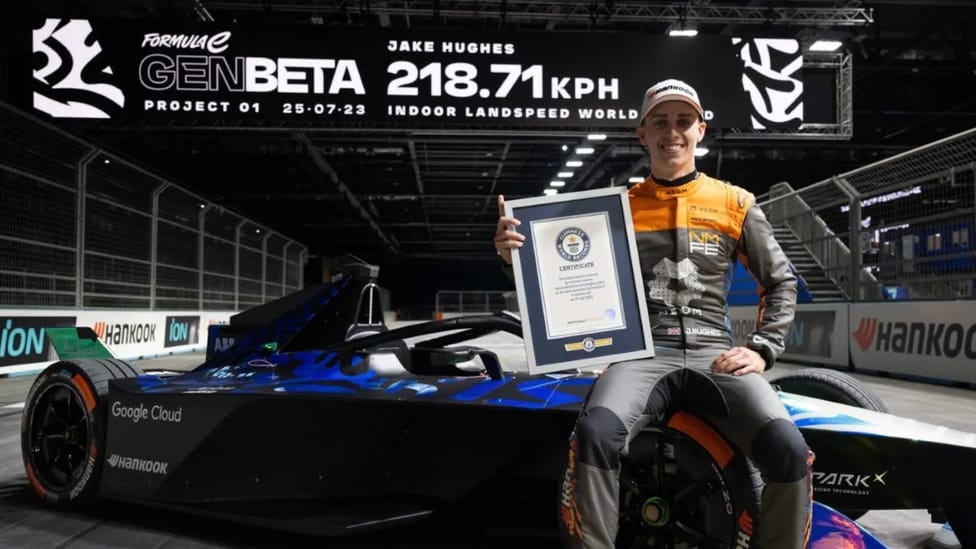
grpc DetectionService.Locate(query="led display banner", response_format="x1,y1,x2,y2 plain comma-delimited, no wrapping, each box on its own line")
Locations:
10,19,807,130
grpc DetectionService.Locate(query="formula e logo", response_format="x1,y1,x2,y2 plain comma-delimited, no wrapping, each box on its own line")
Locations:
32,19,125,118
556,227,591,262
106,453,169,475
852,317,878,351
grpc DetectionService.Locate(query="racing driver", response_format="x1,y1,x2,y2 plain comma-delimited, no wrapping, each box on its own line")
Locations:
494,78,813,549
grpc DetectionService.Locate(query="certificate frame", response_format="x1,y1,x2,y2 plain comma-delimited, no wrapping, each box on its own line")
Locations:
505,186,654,374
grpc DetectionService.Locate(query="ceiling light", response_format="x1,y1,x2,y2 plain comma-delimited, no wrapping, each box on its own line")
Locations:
561,145,568,151
694,147,709,157
557,171,574,178
550,180,566,187
628,176,644,183
566,160,583,167
587,134,607,141
668,29,698,37
544,188,559,196
575,147,595,155
809,40,842,52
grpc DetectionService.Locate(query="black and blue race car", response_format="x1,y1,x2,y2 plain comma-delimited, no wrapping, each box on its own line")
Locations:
20,261,976,548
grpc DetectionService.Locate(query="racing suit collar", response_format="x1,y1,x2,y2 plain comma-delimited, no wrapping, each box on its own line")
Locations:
651,170,699,187
634,170,703,200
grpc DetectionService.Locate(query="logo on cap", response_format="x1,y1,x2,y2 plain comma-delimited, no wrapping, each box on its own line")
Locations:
648,83,697,100
640,78,705,121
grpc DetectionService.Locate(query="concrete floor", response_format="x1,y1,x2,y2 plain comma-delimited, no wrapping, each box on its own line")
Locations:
1,330,973,548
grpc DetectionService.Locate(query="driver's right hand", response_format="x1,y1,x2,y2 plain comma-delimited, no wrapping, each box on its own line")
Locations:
494,194,524,265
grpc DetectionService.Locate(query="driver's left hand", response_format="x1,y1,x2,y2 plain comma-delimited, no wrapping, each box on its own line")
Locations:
711,346,766,376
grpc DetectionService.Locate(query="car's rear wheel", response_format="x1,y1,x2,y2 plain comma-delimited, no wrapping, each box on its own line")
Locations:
616,411,762,549
21,359,142,507
770,368,888,413
770,368,888,521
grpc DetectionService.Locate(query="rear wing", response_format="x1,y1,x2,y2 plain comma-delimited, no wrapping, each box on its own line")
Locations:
45,327,115,360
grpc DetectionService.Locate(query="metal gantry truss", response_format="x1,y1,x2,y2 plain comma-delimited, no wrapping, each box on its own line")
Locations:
724,53,853,141
205,1,873,26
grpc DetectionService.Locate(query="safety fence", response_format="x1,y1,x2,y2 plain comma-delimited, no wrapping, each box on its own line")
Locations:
433,289,515,319
0,102,307,311
758,127,976,302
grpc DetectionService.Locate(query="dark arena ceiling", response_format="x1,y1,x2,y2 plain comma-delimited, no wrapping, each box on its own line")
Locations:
2,0,976,267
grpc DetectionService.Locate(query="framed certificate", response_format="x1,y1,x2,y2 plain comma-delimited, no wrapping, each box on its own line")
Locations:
505,186,654,374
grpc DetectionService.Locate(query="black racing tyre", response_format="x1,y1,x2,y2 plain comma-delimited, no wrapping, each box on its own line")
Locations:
616,411,762,549
21,359,143,507
770,368,889,413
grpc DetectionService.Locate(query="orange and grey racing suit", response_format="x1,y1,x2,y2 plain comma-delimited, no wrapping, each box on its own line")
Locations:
558,171,813,549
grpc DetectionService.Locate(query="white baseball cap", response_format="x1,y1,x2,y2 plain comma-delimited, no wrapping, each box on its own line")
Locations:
639,78,704,123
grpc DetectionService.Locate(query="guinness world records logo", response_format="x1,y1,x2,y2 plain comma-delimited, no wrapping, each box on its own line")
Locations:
556,227,590,261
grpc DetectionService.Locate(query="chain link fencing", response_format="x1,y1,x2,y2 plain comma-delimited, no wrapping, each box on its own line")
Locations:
0,102,307,310
434,290,514,319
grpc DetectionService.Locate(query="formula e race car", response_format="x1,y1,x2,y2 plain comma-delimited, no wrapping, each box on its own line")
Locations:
21,260,976,548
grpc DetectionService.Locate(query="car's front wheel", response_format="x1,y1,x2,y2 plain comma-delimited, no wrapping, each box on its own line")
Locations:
21,359,141,507
616,411,762,549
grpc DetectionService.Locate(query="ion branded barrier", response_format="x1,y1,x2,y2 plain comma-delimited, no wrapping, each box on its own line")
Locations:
730,303,849,368
0,309,233,376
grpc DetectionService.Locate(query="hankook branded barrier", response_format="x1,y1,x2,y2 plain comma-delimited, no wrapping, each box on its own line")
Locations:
0,309,233,376
848,301,976,385
732,301,976,385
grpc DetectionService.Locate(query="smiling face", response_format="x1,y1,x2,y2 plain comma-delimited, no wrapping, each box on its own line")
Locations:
637,101,706,181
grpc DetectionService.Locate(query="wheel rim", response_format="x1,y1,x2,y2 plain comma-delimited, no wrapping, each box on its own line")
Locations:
617,429,738,549
28,382,91,489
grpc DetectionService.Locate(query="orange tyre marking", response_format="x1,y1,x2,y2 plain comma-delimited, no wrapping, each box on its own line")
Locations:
25,464,46,499
72,374,96,412
666,411,734,469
